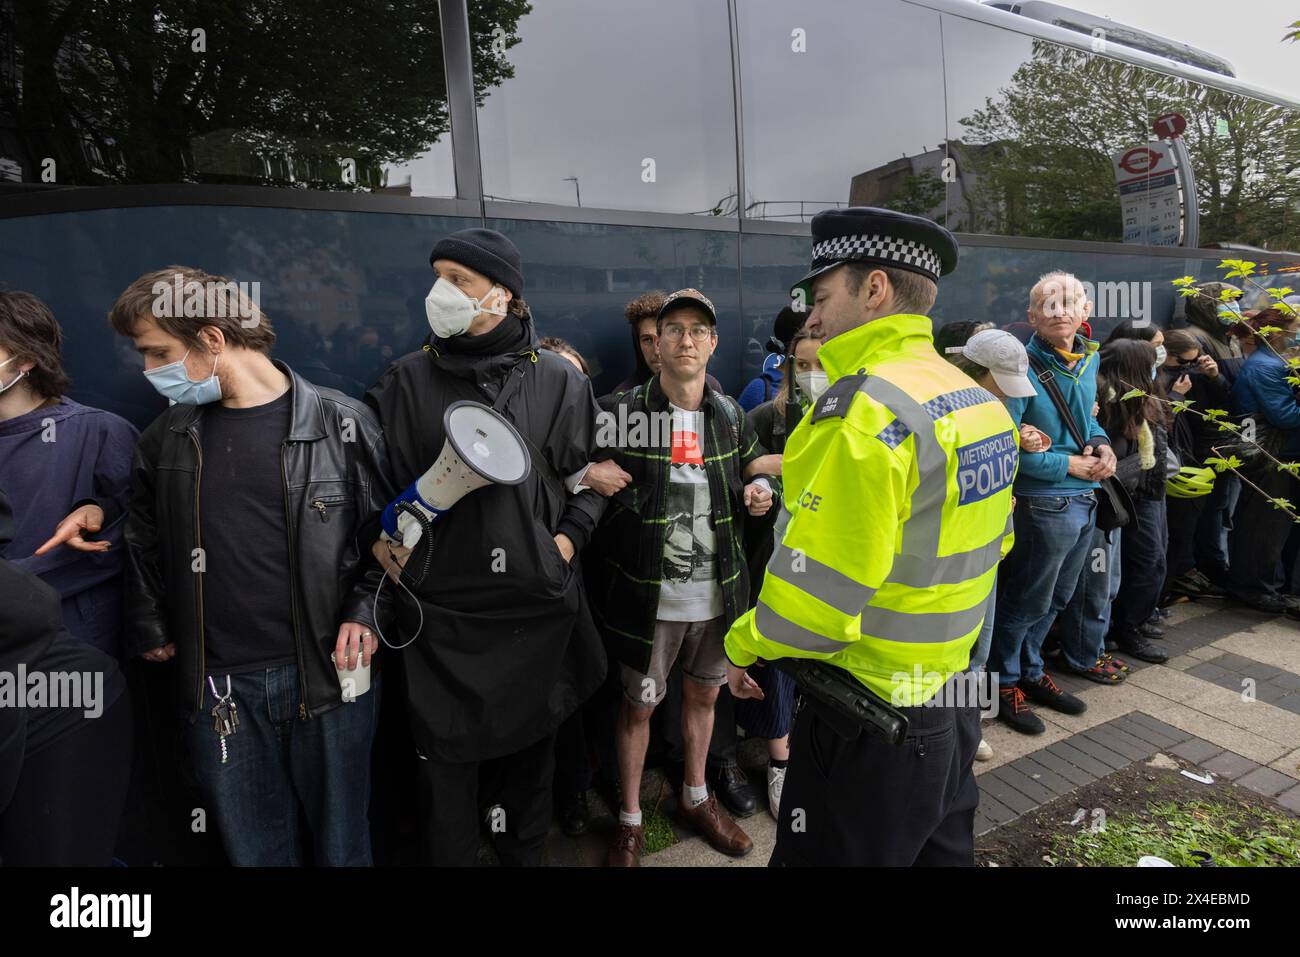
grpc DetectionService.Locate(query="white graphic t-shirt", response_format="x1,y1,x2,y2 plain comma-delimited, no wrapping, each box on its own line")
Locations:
657,404,723,621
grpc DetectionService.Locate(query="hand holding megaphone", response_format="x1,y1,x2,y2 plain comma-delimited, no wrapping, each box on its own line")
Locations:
379,400,531,551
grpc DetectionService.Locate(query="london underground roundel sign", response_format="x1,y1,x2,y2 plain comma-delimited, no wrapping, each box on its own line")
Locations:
1118,148,1162,175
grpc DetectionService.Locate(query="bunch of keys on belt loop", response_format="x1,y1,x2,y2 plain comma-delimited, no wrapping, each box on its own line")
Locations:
208,674,240,764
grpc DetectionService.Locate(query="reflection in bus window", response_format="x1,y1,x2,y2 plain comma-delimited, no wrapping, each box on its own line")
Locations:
471,0,737,215
736,0,945,223
0,2,464,195
1146,77,1300,251
942,13,1300,251
943,16,1150,243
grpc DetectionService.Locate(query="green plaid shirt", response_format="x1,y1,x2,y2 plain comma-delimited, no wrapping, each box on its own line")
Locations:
592,375,775,675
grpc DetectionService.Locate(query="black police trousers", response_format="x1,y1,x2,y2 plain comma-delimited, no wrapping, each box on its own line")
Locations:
770,691,981,866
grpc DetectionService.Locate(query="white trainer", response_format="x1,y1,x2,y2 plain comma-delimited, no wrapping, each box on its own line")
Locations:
976,738,994,761
767,765,787,819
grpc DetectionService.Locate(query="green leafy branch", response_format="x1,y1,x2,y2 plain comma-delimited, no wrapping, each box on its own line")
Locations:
1121,377,1300,525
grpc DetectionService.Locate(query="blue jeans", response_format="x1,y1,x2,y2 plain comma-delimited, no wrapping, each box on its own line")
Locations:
185,663,379,866
1054,525,1121,672
987,491,1097,688
968,572,997,674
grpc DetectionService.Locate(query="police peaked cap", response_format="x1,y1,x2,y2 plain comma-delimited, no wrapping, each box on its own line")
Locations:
791,207,959,300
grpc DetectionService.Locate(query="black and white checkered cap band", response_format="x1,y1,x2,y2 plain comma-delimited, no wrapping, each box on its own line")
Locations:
812,233,942,279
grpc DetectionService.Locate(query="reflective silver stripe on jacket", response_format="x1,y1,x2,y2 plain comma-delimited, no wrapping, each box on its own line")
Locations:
766,543,877,615
858,597,988,644
887,515,1013,588
755,599,850,654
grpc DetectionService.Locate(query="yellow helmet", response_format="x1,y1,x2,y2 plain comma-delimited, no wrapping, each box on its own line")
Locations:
1167,466,1215,498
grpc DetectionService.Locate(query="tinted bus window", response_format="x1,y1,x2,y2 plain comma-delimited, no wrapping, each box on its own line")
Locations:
0,2,455,195
941,14,1154,243
0,207,479,428
490,217,740,396
471,0,737,215
736,0,946,223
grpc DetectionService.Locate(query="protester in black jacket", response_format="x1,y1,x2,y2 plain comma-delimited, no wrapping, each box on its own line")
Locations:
1099,339,1170,664
110,266,391,866
1158,328,1232,600
366,228,608,866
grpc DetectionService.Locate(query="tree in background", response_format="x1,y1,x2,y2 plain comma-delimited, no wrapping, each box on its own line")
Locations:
953,40,1300,249
1,0,530,189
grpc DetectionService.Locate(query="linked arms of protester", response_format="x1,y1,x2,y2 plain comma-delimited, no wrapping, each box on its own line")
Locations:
1003,395,1117,482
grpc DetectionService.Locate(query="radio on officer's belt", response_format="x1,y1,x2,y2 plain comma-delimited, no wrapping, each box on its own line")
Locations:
777,659,909,745
380,400,531,549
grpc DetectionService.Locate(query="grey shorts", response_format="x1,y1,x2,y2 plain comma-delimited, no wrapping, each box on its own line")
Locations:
621,616,728,707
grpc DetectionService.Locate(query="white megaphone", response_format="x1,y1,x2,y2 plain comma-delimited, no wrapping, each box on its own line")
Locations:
380,400,531,549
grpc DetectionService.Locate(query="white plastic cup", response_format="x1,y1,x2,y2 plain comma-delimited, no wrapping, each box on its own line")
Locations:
337,659,371,701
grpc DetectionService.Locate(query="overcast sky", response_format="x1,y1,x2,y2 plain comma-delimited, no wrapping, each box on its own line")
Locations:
1066,0,1300,99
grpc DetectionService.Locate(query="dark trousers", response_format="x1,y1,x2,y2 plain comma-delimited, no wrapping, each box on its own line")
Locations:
416,731,556,866
770,693,981,866
1197,471,1241,579
0,693,133,866
1114,497,1168,634
1228,463,1298,598
1163,493,1207,592
184,664,379,867
553,710,591,797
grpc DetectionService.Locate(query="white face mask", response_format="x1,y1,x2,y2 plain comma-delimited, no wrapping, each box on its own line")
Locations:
424,278,508,339
0,355,26,395
1154,344,1167,366
796,370,829,403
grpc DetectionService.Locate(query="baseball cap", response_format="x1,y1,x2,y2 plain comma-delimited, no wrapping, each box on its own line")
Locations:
954,329,1037,398
658,288,717,326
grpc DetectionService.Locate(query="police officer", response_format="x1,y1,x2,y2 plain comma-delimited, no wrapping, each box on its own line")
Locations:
725,207,1017,866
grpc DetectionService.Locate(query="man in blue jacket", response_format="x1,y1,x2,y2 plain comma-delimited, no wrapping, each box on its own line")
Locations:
987,272,1119,735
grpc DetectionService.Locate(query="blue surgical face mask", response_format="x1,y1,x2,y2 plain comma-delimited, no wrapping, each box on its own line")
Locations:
1151,362,1160,381
143,349,222,405
1216,300,1242,324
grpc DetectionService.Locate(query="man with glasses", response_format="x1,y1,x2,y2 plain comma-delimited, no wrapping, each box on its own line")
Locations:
592,288,777,866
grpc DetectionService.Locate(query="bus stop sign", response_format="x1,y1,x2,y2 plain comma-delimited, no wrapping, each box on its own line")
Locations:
1153,113,1187,139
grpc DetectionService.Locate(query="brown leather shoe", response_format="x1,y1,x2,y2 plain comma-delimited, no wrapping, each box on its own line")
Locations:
605,822,644,867
679,794,753,857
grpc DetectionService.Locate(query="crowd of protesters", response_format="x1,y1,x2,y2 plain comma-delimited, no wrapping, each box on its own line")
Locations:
1,228,1298,867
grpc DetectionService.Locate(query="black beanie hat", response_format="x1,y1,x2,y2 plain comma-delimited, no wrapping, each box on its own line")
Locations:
429,228,524,299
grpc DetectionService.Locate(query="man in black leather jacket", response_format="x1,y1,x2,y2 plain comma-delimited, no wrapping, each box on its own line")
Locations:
109,265,393,866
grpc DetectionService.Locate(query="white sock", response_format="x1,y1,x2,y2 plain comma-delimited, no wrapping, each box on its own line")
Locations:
683,783,709,808
619,809,642,827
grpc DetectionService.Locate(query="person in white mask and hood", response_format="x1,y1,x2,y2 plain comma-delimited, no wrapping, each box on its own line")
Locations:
364,227,609,866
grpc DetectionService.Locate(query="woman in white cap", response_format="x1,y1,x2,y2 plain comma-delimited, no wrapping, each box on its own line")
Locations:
944,328,1048,760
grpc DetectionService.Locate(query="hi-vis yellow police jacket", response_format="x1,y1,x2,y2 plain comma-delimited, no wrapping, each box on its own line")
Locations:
724,314,1017,706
